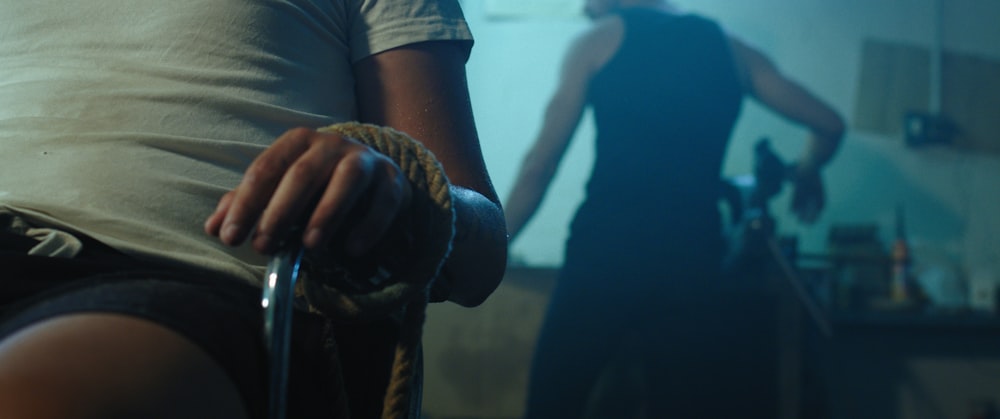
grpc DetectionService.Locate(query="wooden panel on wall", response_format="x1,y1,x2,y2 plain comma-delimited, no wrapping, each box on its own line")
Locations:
853,39,931,136
942,50,1000,153
854,38,1000,153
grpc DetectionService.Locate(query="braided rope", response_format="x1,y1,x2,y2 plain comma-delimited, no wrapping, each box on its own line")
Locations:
306,122,455,419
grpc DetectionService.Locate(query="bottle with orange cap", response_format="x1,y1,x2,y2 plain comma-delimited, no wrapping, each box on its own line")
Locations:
890,204,912,303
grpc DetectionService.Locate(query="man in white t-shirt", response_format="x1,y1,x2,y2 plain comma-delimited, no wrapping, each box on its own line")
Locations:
0,0,508,417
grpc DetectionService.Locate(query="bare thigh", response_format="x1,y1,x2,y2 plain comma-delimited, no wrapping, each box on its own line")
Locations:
0,313,248,419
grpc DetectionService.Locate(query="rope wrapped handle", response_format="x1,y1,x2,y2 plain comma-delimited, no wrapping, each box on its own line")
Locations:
301,122,456,322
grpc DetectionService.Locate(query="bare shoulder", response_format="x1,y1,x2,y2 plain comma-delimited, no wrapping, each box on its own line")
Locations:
565,15,624,74
584,13,625,43
724,33,767,94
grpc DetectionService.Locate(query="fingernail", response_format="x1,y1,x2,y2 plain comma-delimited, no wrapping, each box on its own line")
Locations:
304,229,322,248
222,224,242,244
253,233,275,254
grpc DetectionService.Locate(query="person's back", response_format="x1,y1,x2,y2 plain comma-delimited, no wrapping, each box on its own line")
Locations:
518,8,760,419
575,9,743,256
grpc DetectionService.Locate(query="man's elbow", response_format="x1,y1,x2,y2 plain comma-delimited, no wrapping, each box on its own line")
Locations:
445,249,508,308
817,112,846,145
449,284,498,308
447,267,506,308
830,114,846,140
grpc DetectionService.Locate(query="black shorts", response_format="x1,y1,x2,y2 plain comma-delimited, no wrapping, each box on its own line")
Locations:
0,245,403,418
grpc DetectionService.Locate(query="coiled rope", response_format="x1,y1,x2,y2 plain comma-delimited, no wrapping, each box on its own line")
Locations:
303,122,455,419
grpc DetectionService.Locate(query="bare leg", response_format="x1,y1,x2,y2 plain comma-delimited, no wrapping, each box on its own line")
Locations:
0,313,249,419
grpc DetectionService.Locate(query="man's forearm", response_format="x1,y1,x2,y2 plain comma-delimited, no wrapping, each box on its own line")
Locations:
503,176,546,243
798,125,844,173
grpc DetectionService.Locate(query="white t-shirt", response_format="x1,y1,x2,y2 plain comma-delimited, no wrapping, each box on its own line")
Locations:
0,0,473,284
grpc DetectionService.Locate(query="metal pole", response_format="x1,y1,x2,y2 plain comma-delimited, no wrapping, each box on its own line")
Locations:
929,0,943,114
262,246,306,419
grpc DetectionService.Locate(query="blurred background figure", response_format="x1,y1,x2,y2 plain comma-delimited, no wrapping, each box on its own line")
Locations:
503,0,844,416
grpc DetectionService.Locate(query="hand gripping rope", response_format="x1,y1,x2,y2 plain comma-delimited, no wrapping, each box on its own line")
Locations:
262,122,455,419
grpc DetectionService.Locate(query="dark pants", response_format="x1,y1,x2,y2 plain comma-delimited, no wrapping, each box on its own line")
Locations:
524,234,779,419
0,232,402,419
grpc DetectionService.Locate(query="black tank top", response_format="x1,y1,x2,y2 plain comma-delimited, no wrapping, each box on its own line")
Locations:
568,9,743,252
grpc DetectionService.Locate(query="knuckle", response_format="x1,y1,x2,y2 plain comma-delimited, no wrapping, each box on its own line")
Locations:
243,162,277,186
286,126,315,140
340,152,375,177
286,159,322,181
314,131,350,148
218,190,236,204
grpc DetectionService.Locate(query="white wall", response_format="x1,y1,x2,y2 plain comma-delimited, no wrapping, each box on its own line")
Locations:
463,0,1000,283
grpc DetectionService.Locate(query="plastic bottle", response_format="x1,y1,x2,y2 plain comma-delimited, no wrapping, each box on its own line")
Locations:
890,204,912,303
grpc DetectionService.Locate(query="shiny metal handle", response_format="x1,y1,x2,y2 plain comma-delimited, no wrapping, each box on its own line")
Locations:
262,246,305,419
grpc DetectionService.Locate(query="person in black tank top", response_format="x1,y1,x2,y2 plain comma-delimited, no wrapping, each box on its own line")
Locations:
505,0,844,417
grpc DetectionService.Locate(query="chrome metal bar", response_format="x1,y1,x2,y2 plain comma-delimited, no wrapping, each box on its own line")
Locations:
262,246,305,419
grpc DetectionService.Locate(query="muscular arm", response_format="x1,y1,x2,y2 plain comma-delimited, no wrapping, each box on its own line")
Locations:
504,18,621,242
354,41,507,307
729,37,845,222
205,41,505,307
729,37,845,171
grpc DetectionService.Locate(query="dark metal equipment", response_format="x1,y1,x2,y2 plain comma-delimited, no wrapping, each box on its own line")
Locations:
720,137,832,337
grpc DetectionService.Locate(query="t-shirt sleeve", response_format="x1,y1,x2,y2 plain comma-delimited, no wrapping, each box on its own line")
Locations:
349,0,474,63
